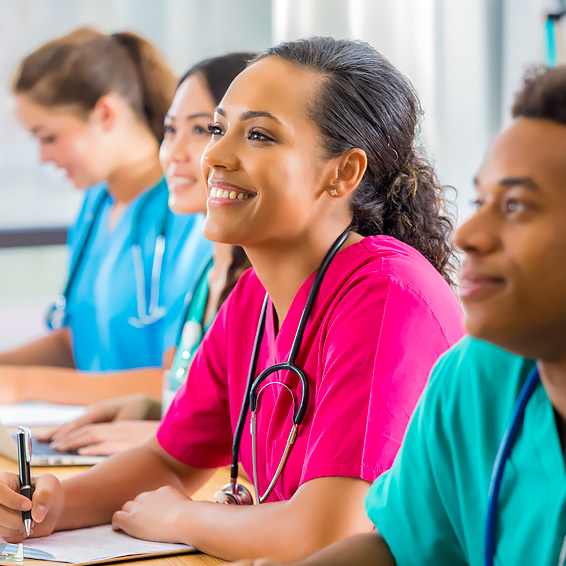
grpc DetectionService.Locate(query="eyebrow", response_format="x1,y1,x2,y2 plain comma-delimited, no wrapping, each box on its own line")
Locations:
214,107,282,125
30,125,45,134
165,112,213,121
473,175,540,191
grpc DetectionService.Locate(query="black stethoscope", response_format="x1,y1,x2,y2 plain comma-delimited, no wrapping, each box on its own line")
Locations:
485,366,566,566
214,227,351,505
46,184,170,331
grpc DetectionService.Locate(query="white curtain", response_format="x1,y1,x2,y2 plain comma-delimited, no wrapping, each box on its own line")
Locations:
271,0,546,223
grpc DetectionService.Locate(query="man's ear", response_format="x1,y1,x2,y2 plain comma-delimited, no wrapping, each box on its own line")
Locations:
324,148,367,199
89,94,120,132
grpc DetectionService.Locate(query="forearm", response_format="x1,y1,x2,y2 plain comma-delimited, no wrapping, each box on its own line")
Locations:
16,366,163,405
0,330,74,367
177,479,373,562
284,532,396,566
57,440,208,531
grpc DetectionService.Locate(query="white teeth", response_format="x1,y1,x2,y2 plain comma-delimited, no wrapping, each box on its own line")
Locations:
209,187,253,200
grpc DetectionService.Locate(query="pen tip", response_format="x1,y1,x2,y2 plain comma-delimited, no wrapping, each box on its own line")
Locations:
24,519,31,536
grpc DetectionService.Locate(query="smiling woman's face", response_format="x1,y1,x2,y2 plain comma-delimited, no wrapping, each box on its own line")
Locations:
201,56,336,247
160,73,215,215
15,94,112,189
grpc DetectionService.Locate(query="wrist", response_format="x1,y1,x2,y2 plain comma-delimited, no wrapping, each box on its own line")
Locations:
171,497,202,545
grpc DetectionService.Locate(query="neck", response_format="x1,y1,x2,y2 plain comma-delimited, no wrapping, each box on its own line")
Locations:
212,242,234,273
538,353,566,449
245,225,361,329
106,132,162,204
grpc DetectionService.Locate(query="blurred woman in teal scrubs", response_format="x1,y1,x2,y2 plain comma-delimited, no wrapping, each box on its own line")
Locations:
0,28,211,403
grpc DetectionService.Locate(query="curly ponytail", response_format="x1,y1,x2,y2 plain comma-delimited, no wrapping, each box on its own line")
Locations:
252,37,457,287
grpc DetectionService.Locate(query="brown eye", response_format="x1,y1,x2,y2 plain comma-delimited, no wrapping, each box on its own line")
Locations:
207,124,223,136
248,129,273,142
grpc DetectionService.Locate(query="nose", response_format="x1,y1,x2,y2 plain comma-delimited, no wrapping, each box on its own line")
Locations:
454,204,500,256
39,144,52,164
164,132,191,165
202,132,239,172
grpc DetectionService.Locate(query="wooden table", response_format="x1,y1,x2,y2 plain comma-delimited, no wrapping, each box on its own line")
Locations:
0,455,230,565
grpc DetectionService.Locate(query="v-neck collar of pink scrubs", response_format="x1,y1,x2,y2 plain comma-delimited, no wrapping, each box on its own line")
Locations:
262,239,365,357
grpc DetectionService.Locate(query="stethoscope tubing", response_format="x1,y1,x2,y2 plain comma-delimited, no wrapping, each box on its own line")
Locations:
47,184,169,330
484,366,540,566
174,257,215,345
229,227,351,502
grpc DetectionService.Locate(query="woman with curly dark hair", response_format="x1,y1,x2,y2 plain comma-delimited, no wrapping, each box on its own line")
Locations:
0,37,463,562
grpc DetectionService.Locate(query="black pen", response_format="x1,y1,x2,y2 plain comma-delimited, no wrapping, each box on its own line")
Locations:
16,426,32,536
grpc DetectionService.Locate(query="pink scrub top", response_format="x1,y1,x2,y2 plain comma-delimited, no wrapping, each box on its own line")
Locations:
158,236,464,502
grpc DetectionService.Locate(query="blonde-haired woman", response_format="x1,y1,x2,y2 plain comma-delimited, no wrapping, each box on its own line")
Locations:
0,28,211,403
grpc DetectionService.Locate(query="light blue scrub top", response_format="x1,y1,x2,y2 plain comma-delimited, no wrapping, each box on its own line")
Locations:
62,178,211,371
365,337,566,566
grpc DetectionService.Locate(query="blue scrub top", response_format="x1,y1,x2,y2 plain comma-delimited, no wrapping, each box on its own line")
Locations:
62,178,211,372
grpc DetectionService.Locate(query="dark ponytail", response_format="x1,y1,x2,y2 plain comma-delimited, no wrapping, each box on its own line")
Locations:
218,246,251,307
12,27,177,142
252,37,457,286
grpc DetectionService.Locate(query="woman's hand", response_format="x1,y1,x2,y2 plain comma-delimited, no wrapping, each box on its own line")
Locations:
37,394,161,443
111,486,192,543
47,421,159,455
0,472,64,542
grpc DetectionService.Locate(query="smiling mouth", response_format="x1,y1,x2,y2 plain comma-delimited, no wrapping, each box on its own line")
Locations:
459,274,505,301
168,177,196,191
209,187,254,200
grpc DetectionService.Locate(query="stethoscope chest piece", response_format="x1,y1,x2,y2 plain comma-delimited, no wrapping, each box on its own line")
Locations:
214,480,254,505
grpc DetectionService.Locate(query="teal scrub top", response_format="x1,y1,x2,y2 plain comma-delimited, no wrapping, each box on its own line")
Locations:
162,258,215,414
62,178,212,371
365,336,566,566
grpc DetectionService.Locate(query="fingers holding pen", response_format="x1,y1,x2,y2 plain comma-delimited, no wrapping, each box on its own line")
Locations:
0,473,32,541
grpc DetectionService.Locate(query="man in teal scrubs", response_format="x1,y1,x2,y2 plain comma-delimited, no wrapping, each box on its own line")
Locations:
230,66,566,566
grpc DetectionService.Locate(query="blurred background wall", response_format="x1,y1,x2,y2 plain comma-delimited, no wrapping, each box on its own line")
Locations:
0,0,558,350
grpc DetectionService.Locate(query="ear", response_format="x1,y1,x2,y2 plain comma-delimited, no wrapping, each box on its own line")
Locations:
325,148,367,199
88,94,120,133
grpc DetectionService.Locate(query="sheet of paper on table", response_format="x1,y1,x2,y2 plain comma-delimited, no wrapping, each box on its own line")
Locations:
22,524,194,564
0,402,85,427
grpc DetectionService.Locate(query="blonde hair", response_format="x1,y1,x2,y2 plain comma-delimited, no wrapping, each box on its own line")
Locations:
12,27,177,142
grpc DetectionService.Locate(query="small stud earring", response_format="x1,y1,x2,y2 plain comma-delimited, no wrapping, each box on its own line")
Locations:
330,189,338,196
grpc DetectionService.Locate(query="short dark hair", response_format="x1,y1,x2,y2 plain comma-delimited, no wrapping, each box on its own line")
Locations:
512,65,566,124
251,37,456,286
180,52,254,106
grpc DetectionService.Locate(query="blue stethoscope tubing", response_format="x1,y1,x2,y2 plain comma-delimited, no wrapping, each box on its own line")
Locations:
46,184,169,330
229,227,351,503
484,366,541,566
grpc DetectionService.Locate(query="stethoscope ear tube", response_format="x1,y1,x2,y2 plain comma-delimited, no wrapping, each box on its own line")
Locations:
249,363,309,425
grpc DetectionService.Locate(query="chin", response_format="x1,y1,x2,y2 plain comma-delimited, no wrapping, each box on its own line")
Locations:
202,223,239,245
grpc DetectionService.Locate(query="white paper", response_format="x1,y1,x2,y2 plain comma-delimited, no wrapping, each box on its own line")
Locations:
0,402,86,427
22,524,193,564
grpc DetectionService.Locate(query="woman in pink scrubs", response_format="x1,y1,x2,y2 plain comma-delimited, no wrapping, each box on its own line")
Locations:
0,37,463,562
